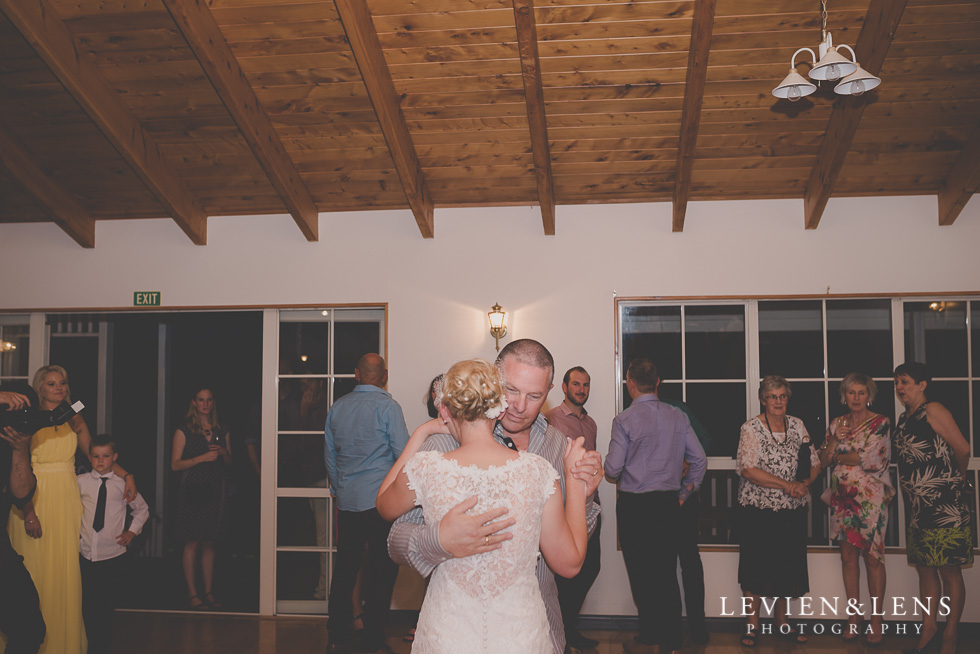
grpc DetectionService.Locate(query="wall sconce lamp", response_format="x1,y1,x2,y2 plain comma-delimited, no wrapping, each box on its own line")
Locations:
488,303,507,352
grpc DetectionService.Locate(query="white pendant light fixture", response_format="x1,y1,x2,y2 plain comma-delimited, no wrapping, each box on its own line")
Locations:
772,0,880,101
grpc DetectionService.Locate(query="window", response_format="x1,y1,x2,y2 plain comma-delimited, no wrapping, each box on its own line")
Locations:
274,307,385,614
621,304,746,459
618,296,979,550
0,315,30,385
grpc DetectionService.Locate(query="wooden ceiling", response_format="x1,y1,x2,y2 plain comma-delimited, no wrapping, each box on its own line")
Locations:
0,0,978,246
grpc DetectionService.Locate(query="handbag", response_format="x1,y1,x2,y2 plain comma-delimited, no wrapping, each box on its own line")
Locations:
795,430,812,482
820,487,834,506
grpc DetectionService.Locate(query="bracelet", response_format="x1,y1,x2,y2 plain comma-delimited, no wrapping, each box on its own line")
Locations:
124,473,134,480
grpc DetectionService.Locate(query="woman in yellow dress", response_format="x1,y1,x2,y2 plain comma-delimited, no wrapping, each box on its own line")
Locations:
5,366,135,654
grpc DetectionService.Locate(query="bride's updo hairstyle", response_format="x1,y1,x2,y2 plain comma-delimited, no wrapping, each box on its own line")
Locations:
440,359,507,422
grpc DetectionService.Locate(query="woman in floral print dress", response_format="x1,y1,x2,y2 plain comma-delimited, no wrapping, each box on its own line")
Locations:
893,362,972,654
820,373,894,645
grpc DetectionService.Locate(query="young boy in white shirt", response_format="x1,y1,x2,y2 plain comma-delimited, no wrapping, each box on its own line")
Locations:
78,435,149,654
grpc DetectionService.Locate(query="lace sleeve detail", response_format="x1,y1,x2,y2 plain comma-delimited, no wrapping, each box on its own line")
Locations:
534,454,560,500
736,419,760,475
404,451,439,508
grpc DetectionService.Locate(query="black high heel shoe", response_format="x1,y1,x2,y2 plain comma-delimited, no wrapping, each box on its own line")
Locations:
902,631,940,654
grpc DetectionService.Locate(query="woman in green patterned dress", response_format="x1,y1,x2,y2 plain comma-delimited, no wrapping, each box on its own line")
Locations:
893,362,973,654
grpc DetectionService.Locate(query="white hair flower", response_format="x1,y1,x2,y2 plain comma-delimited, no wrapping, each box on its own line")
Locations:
484,395,508,420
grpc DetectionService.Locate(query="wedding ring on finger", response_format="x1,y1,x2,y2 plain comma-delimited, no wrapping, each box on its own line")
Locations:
485,535,490,546
591,470,598,477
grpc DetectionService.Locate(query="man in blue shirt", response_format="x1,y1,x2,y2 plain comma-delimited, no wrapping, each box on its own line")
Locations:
605,359,707,654
324,354,410,654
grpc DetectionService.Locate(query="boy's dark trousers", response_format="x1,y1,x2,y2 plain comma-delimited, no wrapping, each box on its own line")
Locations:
80,553,128,654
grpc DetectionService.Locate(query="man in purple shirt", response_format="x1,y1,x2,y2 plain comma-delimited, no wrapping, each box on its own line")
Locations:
545,367,600,651
605,359,707,654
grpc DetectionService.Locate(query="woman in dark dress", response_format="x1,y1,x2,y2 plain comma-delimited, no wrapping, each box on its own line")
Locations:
735,375,820,647
171,386,232,610
894,363,972,654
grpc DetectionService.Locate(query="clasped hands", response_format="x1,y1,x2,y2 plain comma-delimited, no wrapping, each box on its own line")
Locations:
439,438,603,560
784,480,809,498
565,437,603,495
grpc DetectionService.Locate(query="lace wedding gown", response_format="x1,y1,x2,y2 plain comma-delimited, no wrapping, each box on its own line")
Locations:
405,450,559,654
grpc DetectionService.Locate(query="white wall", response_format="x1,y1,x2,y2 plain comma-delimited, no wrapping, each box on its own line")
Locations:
3,196,979,621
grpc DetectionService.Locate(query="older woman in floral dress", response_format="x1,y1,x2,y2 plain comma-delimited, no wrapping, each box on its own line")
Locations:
819,373,893,646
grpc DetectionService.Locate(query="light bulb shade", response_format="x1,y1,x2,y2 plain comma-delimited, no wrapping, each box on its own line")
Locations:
488,309,505,331
834,65,881,95
809,47,858,81
772,69,816,100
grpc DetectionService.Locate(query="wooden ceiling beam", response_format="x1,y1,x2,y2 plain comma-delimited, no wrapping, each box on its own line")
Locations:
938,126,980,226
513,0,555,235
0,0,207,244
162,0,318,241
803,0,907,230
334,0,433,238
672,0,716,233
0,126,95,248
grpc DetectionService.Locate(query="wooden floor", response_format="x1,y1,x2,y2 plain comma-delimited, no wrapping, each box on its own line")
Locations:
113,611,977,653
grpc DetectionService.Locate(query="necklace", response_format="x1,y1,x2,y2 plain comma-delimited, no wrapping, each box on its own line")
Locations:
764,413,789,445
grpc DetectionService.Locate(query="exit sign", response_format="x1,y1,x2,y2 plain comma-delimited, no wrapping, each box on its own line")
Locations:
134,292,161,306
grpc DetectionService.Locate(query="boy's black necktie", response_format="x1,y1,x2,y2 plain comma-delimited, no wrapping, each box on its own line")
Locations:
93,477,108,532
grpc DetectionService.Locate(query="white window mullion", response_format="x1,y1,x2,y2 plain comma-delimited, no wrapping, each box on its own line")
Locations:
615,302,624,413
891,298,906,418
259,308,279,616
890,298,907,547
966,300,974,463
746,299,760,419
680,305,687,401
821,299,830,427
28,312,47,372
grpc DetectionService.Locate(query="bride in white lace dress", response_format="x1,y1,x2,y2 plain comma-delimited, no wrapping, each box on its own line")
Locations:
377,359,588,653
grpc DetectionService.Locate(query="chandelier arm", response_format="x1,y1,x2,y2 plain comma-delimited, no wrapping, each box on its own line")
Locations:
791,47,817,68
836,43,857,63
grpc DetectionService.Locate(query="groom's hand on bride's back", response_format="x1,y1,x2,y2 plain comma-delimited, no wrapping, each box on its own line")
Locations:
440,495,516,559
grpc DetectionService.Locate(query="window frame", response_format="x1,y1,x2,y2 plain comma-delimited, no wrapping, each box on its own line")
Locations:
272,306,386,616
616,293,979,553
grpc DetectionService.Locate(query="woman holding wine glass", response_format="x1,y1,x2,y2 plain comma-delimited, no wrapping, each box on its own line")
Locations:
819,373,893,646
171,386,232,611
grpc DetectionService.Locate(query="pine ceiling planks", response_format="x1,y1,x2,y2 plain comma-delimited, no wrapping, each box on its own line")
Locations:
1,0,978,239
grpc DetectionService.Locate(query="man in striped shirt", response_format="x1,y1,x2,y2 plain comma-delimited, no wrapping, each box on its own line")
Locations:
387,339,602,654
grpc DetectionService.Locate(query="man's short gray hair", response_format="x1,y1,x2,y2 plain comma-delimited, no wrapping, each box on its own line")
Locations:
495,339,555,385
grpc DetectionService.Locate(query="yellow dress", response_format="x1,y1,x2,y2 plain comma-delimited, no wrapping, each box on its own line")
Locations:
5,424,87,654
